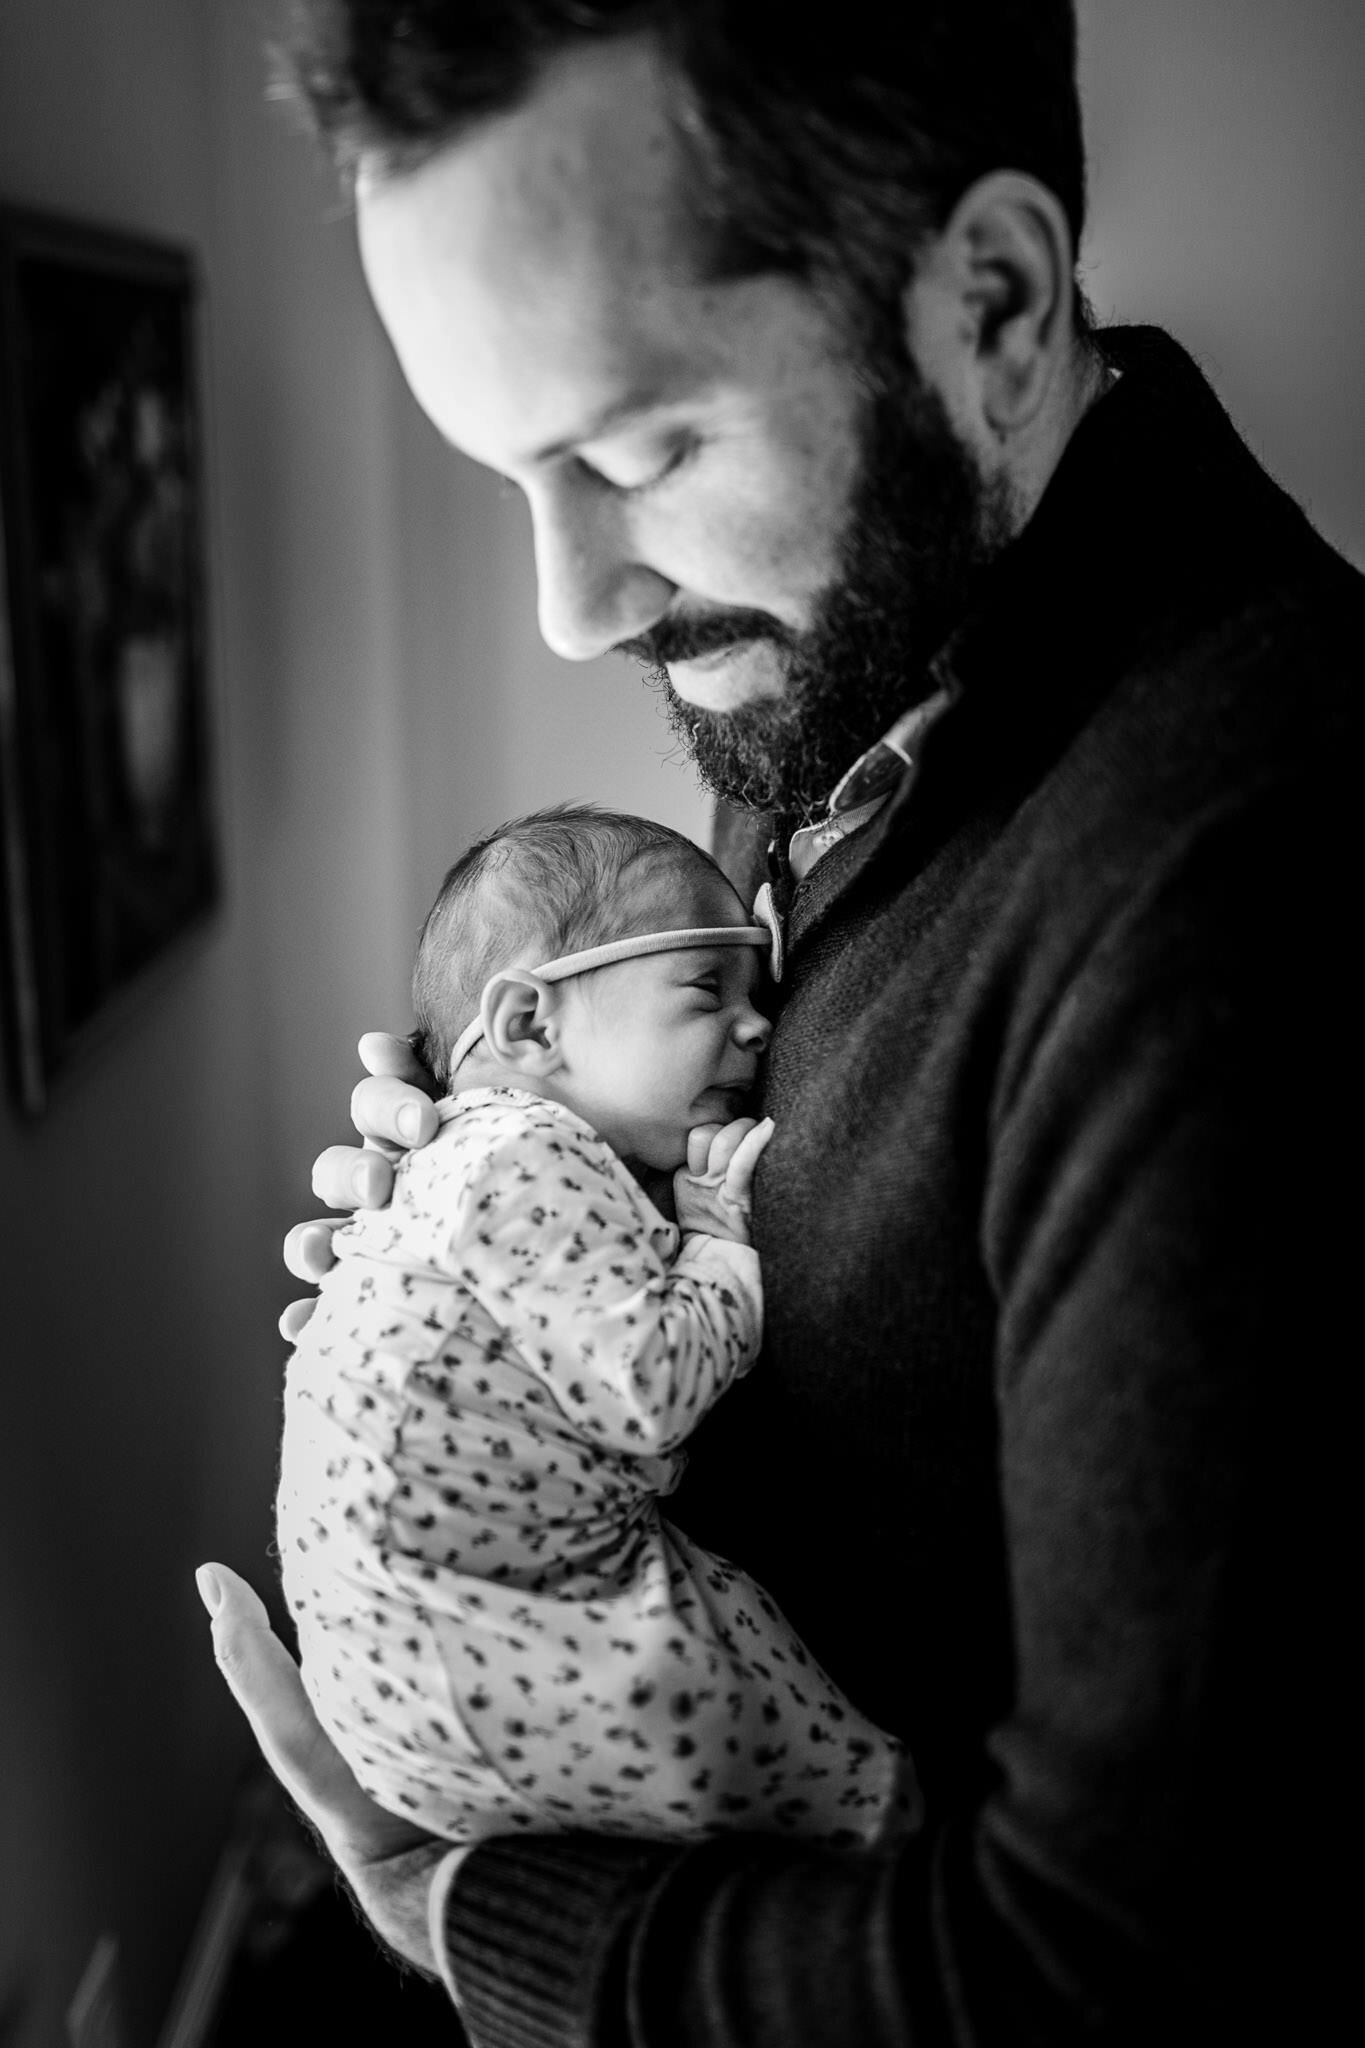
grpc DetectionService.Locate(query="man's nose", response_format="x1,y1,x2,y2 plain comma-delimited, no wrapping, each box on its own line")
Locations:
530,474,673,663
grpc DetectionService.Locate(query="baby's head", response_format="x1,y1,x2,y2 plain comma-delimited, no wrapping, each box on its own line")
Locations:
412,805,771,1172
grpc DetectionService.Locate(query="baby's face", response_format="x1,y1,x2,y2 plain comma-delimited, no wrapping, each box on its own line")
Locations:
553,873,771,1172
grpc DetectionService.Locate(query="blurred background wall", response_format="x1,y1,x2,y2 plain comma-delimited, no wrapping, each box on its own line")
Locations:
1079,0,1365,566
0,2,1360,2042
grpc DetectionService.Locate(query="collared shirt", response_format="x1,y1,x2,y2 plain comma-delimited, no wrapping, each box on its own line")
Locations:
785,684,956,884
749,684,955,981
780,369,1124,889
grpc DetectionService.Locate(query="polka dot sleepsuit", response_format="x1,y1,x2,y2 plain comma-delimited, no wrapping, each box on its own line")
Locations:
277,1086,906,1847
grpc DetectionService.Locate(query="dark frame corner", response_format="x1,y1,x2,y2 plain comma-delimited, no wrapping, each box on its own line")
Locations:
0,205,218,1114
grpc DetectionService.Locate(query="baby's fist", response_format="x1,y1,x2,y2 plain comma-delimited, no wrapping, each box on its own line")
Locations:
674,1117,774,1243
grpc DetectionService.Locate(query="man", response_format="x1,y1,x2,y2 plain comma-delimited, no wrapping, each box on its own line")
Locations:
201,4,1357,2041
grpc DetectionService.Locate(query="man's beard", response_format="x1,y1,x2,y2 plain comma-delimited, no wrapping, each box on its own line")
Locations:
626,359,1014,824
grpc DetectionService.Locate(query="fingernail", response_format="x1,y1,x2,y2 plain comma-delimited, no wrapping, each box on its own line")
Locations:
351,1159,375,1201
396,1103,422,1144
195,1565,222,1615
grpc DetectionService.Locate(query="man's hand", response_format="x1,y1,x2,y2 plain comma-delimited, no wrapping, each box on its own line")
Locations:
197,1562,459,1973
674,1117,774,1242
279,1033,440,1339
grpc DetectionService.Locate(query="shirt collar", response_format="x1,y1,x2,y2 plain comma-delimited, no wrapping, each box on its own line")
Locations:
786,684,956,883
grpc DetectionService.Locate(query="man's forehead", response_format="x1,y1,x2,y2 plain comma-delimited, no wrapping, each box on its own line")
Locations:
355,36,718,458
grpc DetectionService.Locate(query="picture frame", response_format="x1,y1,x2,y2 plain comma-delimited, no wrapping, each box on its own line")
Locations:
0,206,218,1113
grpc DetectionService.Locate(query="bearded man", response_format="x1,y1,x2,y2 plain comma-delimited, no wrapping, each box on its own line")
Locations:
200,5,1357,2042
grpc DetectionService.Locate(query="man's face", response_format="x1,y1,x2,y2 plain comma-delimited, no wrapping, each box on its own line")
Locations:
357,35,1006,820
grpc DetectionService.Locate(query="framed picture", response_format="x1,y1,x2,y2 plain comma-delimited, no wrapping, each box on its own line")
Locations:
0,207,218,1113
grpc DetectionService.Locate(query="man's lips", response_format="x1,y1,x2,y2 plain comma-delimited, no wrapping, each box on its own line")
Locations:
618,608,790,671
667,642,751,673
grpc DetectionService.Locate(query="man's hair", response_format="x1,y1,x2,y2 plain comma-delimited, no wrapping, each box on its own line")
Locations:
276,2,1087,346
412,802,735,1087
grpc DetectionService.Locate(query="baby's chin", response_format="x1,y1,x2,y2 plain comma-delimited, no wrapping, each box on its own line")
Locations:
624,1135,690,1176
625,1102,755,1183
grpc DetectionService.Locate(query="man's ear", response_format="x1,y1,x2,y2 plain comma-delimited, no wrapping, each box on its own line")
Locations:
905,169,1077,444
480,971,563,1074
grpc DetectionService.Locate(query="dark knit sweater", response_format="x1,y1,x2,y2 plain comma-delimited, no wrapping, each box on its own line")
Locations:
439,330,1360,2044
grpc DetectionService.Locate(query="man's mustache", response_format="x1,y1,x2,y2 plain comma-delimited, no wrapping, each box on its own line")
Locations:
618,608,792,669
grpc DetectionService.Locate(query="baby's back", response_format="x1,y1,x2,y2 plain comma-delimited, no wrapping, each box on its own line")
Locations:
278,1094,680,1627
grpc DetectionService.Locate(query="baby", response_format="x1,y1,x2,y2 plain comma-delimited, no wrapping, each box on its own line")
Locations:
276,804,909,1848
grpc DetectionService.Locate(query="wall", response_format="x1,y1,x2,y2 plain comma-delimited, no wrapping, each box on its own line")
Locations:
0,5,277,2045
0,4,1361,2045
1078,0,1365,567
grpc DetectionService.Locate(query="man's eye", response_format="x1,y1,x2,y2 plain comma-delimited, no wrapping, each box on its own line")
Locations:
636,436,697,492
584,432,698,496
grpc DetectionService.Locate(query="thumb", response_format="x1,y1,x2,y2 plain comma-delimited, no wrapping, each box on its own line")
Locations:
197,1563,337,1795
196,1563,425,1862
197,1564,310,1762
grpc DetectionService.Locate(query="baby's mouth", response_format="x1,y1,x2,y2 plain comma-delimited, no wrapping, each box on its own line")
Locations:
699,1082,752,1115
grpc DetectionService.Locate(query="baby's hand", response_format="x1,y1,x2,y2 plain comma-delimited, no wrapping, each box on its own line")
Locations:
673,1117,774,1244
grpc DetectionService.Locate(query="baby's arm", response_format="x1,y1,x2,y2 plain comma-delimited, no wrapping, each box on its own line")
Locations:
440,1108,765,1457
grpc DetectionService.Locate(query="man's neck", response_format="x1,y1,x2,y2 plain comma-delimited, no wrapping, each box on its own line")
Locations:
1007,330,1116,535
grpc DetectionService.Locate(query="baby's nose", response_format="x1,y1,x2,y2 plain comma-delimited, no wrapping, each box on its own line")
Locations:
735,1006,772,1051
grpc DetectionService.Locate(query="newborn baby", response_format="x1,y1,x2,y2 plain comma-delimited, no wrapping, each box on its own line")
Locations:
277,803,911,1848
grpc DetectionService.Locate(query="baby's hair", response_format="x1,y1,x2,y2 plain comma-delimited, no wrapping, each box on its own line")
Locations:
413,803,737,1089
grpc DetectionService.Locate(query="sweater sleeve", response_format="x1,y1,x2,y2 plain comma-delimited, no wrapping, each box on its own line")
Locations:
429,779,1352,2045
438,1104,763,1457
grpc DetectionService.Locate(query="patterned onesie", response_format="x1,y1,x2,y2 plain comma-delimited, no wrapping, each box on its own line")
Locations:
277,1086,905,1846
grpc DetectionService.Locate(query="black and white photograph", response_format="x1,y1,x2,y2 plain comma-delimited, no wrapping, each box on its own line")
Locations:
0,7,1359,2048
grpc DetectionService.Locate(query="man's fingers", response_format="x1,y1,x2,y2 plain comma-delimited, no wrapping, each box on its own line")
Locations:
301,1044,440,1216
358,1031,436,1089
311,1142,396,1211
278,1296,317,1342
282,1218,345,1284
350,1073,441,1151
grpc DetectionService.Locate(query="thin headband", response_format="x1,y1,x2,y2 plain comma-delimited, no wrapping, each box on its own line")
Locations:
447,924,772,1074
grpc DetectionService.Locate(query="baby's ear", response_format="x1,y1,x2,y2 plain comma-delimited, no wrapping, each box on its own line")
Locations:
480,971,561,1073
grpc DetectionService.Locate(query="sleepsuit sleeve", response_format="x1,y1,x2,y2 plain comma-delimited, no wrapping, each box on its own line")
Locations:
434,1100,762,1458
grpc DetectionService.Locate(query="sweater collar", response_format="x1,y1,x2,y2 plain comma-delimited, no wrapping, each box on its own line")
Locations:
775,332,1147,889
922,324,1299,726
